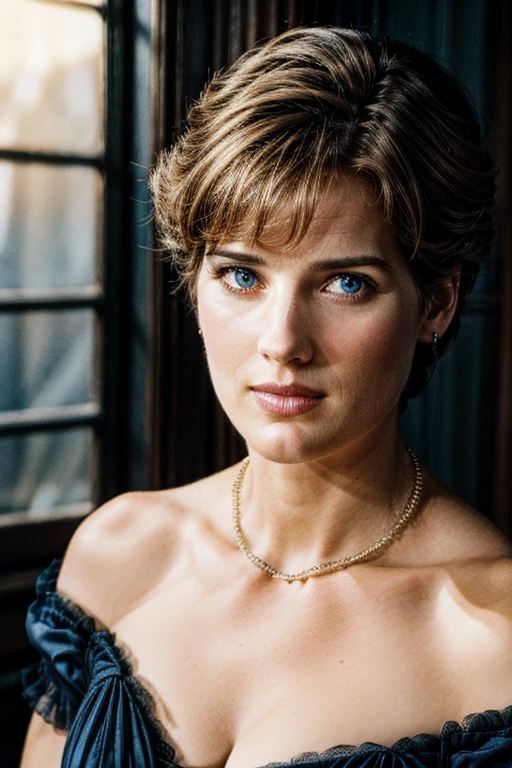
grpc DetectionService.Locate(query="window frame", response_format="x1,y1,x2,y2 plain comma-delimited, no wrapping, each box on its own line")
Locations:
0,0,137,546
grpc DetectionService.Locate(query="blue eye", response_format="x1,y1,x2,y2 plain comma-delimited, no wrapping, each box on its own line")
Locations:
330,275,365,294
233,268,257,289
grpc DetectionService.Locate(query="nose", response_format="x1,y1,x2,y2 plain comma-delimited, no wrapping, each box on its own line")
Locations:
257,291,314,365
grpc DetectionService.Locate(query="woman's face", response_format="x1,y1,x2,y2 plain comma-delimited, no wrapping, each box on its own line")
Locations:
196,177,429,465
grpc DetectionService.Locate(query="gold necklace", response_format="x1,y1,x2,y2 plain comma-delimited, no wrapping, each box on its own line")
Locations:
232,450,423,583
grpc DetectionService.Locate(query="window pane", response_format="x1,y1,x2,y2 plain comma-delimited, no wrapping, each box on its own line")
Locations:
0,310,96,412
0,0,104,154
0,427,93,514
0,162,101,290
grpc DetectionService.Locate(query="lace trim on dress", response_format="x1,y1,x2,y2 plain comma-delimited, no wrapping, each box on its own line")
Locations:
22,559,176,765
23,559,512,768
85,631,177,765
259,705,512,766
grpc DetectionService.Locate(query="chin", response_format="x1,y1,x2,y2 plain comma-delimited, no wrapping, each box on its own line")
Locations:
240,421,351,465
231,397,403,465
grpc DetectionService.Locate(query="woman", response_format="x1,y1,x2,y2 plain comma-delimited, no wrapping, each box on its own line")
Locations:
20,26,512,768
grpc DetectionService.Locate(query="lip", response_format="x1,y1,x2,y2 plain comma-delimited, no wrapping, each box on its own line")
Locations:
252,382,324,397
251,382,324,416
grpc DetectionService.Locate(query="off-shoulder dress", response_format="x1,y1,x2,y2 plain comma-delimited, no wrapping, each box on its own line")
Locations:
22,560,512,768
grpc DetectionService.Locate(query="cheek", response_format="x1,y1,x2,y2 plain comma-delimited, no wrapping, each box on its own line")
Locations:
197,290,254,386
326,303,420,389
204,328,248,380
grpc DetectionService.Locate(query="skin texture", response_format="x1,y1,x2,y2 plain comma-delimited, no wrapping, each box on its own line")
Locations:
21,179,512,768
197,178,425,468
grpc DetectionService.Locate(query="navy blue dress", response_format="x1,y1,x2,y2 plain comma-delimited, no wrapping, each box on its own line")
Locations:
22,560,512,767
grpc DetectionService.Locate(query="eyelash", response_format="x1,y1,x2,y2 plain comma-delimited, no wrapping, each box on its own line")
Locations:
209,266,260,295
208,265,378,300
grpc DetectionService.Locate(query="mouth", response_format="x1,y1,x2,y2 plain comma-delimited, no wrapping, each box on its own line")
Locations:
251,382,325,416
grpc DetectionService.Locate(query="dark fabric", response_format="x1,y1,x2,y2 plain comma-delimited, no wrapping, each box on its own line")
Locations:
22,560,512,768
22,560,175,768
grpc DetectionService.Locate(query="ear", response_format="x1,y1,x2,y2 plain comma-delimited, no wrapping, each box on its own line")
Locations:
417,270,461,344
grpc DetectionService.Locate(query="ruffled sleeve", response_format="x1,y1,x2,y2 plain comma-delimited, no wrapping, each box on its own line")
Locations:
22,559,96,730
22,559,176,768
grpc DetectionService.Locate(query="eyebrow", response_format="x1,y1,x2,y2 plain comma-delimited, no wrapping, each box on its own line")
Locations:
209,249,266,266
209,249,393,272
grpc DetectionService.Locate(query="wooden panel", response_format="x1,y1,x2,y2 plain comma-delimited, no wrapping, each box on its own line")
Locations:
0,517,81,571
495,0,512,533
0,608,32,657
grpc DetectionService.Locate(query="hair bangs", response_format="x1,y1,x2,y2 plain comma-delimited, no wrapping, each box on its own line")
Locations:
173,113,338,265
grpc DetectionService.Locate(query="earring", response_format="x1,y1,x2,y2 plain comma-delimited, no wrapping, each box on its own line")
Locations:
432,331,438,360
198,328,203,337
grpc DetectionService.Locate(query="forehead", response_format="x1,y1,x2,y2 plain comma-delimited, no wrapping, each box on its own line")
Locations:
219,176,402,264
300,177,388,247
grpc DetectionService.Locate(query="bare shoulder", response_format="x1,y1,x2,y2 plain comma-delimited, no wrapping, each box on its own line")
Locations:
413,470,512,565
405,470,512,618
57,463,238,629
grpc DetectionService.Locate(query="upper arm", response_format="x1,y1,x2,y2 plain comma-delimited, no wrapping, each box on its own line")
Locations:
20,713,67,768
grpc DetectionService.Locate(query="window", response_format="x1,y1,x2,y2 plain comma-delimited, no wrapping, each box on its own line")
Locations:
0,0,105,523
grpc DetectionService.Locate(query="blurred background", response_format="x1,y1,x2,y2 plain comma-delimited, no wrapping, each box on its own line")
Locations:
0,0,510,764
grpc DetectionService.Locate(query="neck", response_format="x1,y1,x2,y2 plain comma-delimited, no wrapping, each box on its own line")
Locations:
237,429,417,577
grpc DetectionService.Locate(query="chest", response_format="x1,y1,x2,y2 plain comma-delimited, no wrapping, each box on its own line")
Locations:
111,575,512,768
